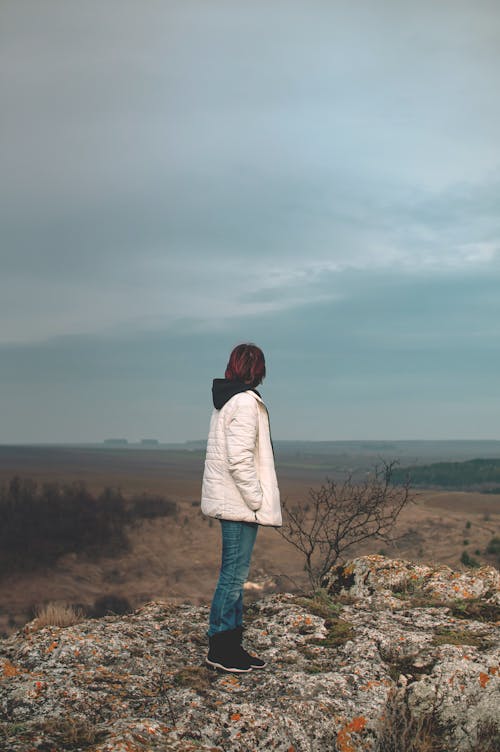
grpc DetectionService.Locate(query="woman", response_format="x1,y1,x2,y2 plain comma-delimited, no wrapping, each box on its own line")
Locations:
201,343,282,673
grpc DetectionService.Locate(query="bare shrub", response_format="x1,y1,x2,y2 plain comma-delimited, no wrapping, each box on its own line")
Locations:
0,476,178,578
0,477,130,575
277,461,412,588
460,549,480,568
31,602,85,631
485,535,500,565
129,494,177,519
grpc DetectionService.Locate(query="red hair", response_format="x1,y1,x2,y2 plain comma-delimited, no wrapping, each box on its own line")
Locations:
225,343,266,387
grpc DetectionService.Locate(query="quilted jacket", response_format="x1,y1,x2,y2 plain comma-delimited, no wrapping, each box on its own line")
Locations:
201,384,282,527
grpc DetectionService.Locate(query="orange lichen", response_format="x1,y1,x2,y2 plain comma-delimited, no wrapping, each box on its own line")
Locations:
2,661,20,678
488,666,499,675
349,717,367,733
230,713,241,722
46,641,58,654
220,675,240,689
479,672,490,688
361,680,384,691
337,716,367,752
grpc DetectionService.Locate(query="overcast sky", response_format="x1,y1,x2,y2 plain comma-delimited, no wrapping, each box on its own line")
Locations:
1,0,499,443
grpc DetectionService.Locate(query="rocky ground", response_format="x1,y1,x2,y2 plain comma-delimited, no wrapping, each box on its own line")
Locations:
0,556,499,752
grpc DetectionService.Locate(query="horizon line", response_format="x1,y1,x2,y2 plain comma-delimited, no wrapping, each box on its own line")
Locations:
1,438,500,447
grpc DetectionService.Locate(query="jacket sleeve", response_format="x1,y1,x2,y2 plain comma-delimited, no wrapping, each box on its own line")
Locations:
225,397,263,511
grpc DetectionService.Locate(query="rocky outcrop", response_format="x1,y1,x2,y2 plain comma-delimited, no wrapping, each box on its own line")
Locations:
0,556,498,752
323,554,500,605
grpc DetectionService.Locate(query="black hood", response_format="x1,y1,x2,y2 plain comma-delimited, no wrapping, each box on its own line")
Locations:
212,379,261,409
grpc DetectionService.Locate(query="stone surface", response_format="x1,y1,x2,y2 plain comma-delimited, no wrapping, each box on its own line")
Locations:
0,556,498,751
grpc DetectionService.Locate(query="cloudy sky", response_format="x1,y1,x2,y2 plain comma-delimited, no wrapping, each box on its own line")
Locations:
1,0,499,443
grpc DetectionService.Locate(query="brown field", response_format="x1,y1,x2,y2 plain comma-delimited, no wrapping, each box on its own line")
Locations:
0,446,499,636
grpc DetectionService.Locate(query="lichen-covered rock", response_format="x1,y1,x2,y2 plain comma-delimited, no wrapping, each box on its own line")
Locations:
324,554,500,605
0,557,498,751
408,646,500,752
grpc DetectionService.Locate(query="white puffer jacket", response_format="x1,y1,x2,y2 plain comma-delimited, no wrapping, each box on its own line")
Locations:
201,390,282,527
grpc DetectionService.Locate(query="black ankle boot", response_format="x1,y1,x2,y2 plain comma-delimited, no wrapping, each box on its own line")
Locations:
206,630,253,673
234,626,266,669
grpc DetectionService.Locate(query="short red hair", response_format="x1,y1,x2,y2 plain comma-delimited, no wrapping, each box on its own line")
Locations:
225,343,266,387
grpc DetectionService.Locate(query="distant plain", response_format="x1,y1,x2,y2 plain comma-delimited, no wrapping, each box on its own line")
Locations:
0,441,499,636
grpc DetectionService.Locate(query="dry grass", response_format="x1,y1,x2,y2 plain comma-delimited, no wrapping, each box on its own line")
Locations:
0,716,100,750
375,688,446,752
35,717,100,749
474,720,500,752
431,626,487,649
172,666,214,693
293,589,343,619
31,602,85,631
376,687,500,752
392,579,500,624
293,590,356,669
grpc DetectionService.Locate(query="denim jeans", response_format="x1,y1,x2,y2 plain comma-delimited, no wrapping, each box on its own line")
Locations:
208,519,258,636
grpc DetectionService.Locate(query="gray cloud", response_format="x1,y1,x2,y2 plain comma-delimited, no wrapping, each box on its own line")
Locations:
1,267,499,441
1,1,499,439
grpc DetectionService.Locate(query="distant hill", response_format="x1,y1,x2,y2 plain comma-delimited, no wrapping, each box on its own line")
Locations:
393,457,500,491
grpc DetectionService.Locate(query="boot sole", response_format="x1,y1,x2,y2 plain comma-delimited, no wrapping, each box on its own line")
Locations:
205,658,252,673
249,662,266,669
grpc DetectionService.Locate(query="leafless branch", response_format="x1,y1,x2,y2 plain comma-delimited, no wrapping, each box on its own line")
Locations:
276,461,413,588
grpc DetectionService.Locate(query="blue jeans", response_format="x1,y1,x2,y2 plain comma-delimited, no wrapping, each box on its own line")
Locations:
208,519,258,636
